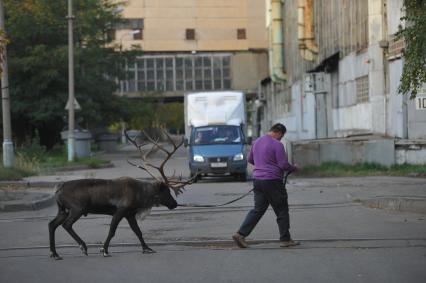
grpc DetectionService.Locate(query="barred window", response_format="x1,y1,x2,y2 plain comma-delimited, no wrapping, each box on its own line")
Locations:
237,29,246,40
356,75,369,103
115,19,144,30
133,29,143,40
186,29,195,40
120,54,232,93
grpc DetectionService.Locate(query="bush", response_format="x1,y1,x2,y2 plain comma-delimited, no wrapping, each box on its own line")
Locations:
16,131,47,162
14,152,40,173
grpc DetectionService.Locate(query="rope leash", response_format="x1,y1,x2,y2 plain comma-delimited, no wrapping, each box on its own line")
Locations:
177,172,292,208
177,189,253,208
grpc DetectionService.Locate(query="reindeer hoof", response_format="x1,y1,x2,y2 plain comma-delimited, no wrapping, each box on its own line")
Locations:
50,253,63,260
100,248,111,257
143,248,156,254
80,244,88,256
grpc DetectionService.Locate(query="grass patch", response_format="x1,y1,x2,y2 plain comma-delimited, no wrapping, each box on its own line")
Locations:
0,147,111,181
41,155,110,170
0,153,39,181
0,166,35,181
389,163,426,176
297,162,426,177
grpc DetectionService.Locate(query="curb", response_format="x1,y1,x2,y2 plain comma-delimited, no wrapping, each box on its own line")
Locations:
0,191,55,212
0,181,59,188
52,162,114,172
361,197,426,214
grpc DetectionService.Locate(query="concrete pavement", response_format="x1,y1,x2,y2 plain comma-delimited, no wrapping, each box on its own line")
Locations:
1,143,425,213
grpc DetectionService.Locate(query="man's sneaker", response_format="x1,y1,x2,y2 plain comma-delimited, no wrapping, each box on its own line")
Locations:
232,233,248,248
280,239,300,248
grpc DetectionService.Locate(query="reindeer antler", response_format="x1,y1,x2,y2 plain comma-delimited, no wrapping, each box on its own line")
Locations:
125,129,197,195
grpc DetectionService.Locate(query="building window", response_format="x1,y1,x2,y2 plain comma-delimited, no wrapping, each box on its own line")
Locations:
120,54,232,93
237,28,246,40
115,18,144,30
186,29,195,40
133,29,143,40
356,75,369,103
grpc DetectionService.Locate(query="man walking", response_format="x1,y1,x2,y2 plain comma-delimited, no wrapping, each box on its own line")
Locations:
232,123,299,248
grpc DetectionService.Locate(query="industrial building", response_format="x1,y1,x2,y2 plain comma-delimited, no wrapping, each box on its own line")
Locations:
256,0,426,166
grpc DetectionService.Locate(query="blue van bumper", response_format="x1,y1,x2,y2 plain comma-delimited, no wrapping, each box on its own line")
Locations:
188,144,247,176
190,158,247,176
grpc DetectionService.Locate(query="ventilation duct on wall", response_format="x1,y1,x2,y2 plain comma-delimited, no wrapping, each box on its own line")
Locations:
298,0,318,61
268,0,287,82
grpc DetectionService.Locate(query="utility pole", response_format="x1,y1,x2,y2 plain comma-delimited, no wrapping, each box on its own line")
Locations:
0,0,14,167
67,0,75,161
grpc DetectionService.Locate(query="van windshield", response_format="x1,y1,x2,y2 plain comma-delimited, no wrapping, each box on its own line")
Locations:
191,125,243,145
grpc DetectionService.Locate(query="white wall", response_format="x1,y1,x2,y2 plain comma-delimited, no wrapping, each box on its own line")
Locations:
333,51,372,136
300,91,316,140
387,0,404,35
270,81,316,142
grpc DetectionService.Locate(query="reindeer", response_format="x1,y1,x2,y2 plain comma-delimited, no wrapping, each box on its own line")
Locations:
48,130,196,260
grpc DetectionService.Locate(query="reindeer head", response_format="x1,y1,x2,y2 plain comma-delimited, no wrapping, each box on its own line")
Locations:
152,182,178,209
125,129,197,197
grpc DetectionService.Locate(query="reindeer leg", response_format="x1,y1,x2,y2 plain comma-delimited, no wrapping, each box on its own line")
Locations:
48,209,69,260
101,210,125,257
126,214,156,254
62,209,88,256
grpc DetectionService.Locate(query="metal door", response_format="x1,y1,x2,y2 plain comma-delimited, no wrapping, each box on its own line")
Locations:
315,92,327,139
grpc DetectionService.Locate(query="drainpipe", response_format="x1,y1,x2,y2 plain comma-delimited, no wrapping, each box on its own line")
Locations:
402,86,408,139
298,0,318,61
382,0,388,136
269,0,287,82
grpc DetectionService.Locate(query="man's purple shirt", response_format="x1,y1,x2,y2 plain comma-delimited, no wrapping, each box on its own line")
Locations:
248,134,296,180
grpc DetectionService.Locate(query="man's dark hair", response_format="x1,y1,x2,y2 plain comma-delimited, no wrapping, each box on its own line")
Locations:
270,123,287,134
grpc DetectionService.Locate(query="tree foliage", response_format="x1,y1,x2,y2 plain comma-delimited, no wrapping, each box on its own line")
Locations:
158,102,184,133
4,0,129,148
124,99,184,134
397,0,426,99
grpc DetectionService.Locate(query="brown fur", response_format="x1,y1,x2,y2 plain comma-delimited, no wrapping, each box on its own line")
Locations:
48,177,177,260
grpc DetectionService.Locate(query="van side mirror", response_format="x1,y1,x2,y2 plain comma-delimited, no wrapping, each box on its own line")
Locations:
184,138,189,147
245,137,252,145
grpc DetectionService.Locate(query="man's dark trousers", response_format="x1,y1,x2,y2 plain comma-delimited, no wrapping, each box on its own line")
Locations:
237,179,291,241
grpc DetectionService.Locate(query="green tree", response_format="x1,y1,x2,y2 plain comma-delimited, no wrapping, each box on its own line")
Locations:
5,0,128,148
158,102,184,133
397,0,426,99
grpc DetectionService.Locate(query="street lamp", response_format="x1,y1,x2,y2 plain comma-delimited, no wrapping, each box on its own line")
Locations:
67,0,75,162
0,0,14,167
118,30,140,144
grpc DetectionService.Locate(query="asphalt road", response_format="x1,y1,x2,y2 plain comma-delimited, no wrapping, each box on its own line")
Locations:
1,243,425,283
0,146,425,283
1,179,426,283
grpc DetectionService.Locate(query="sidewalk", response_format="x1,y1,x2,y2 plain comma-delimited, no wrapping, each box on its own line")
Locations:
0,144,425,213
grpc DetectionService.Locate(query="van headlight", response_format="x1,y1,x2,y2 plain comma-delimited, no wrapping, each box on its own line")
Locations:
193,155,205,162
233,153,244,161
